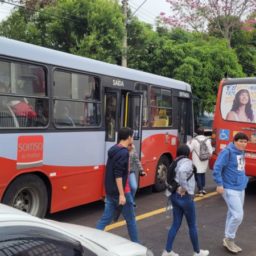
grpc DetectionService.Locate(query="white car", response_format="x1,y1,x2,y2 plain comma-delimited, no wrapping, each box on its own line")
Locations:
0,203,154,256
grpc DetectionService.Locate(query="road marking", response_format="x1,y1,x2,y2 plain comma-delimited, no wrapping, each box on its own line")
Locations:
105,191,218,231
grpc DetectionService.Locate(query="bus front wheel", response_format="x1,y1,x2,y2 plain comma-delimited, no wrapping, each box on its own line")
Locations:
2,174,48,218
154,155,170,192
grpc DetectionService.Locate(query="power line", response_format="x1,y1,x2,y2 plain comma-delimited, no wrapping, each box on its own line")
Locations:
129,2,156,20
131,0,148,16
0,0,93,26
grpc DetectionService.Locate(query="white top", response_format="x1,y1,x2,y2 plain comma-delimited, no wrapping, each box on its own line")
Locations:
187,135,213,173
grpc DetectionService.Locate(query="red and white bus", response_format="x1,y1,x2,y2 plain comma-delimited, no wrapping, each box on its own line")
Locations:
0,37,193,217
210,77,256,176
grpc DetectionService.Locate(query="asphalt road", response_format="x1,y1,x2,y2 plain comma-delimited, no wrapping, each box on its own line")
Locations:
49,172,256,256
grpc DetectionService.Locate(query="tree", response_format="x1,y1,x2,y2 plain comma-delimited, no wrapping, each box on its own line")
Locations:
160,0,256,46
0,0,124,63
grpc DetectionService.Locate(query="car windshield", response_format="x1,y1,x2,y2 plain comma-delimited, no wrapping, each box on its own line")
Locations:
0,226,88,256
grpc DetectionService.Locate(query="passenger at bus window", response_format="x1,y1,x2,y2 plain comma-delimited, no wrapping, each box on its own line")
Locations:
226,89,254,122
35,100,48,126
9,99,37,119
106,112,115,139
0,82,9,110
54,102,75,127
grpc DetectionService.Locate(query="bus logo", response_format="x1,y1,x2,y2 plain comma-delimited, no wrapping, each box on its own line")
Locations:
17,136,44,170
113,79,124,87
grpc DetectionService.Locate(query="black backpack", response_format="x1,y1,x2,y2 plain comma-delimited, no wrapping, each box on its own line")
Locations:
166,156,196,193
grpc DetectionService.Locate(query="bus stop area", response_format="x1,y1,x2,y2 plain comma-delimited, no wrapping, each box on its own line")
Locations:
50,171,256,256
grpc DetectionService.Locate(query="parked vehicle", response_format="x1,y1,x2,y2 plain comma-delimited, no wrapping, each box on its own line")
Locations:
0,203,153,256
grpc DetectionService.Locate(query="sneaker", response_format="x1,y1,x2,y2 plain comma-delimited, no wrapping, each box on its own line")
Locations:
193,249,209,256
202,190,207,195
233,243,242,252
198,192,204,197
161,250,179,256
223,238,238,253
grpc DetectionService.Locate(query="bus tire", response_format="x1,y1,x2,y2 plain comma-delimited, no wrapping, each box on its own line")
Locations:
153,155,170,192
2,174,48,218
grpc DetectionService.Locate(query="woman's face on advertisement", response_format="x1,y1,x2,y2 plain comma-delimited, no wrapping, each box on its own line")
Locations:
239,92,249,105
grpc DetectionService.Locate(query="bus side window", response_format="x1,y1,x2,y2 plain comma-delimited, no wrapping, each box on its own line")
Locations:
54,101,75,127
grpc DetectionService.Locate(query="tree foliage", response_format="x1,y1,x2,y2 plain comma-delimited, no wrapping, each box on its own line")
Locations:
0,0,124,63
0,0,253,111
160,0,256,46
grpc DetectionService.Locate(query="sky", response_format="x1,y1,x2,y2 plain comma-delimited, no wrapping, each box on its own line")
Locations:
0,0,170,25
127,0,170,25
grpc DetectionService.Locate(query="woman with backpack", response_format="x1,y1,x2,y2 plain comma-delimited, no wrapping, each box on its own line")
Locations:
187,127,213,197
162,144,209,256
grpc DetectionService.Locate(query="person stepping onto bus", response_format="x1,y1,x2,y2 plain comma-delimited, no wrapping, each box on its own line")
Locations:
128,143,146,207
162,144,209,256
187,127,213,197
96,127,140,243
212,132,249,254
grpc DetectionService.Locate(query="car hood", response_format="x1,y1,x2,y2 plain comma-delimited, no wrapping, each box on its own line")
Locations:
46,220,147,256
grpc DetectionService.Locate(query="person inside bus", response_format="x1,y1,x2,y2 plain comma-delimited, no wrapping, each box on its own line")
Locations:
226,89,254,122
0,81,9,109
54,101,75,127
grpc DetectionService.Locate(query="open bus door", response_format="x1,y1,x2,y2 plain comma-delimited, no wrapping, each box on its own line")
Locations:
104,89,143,163
122,92,143,154
177,97,193,143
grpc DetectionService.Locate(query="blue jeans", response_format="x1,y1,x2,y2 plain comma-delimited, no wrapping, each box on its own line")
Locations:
196,173,205,191
222,189,245,239
165,192,200,253
129,172,138,199
96,192,139,243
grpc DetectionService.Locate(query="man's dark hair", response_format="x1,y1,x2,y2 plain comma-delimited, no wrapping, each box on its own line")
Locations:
233,132,249,142
176,144,190,157
197,127,204,135
117,127,133,142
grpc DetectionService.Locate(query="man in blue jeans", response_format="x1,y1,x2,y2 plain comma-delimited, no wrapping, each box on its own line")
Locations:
96,127,139,243
213,132,249,253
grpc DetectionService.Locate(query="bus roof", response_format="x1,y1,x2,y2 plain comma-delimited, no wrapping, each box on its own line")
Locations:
0,37,191,92
222,77,256,85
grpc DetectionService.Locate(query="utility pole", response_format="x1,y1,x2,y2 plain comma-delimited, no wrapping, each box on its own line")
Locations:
122,0,128,67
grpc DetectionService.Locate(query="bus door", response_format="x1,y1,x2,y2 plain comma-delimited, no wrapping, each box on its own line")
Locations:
177,97,192,143
104,90,119,162
104,90,143,162
122,92,143,154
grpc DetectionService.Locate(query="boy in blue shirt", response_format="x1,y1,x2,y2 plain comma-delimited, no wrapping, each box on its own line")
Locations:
213,132,249,254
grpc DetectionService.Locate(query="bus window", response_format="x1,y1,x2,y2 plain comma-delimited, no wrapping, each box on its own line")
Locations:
71,74,100,101
0,59,48,128
150,87,172,127
53,70,101,128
